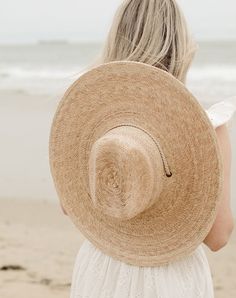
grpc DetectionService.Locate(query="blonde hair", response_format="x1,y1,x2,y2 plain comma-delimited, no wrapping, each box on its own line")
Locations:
89,0,198,83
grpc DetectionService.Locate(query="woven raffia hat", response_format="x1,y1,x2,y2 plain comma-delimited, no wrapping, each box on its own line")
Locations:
49,61,223,266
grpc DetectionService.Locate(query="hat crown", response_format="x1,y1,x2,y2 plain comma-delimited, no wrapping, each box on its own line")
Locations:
88,126,165,220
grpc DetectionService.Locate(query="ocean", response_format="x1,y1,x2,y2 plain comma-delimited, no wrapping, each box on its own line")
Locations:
0,41,236,105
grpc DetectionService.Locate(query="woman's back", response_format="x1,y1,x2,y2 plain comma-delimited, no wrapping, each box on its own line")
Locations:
68,99,235,298
55,1,235,297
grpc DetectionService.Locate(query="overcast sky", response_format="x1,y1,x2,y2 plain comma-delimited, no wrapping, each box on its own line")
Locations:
0,0,235,44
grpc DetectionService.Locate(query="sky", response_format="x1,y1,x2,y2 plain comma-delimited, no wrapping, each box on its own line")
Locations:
0,0,235,44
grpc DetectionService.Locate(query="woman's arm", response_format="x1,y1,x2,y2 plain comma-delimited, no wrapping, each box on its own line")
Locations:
203,123,234,251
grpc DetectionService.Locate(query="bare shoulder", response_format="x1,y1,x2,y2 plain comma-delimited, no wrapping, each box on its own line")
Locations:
215,123,230,136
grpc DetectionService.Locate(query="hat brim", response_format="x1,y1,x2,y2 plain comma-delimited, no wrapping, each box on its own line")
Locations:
49,61,223,266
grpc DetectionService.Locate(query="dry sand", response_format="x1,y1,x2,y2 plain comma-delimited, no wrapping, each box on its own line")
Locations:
0,198,235,298
0,198,84,298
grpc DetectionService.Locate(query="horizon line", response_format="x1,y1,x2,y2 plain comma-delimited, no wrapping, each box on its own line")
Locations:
0,38,236,46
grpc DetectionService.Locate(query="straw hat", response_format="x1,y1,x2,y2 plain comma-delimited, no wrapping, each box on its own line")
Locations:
49,61,223,266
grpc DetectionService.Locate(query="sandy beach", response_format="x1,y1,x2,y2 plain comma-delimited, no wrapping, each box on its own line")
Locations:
0,42,236,297
0,198,84,298
0,198,235,298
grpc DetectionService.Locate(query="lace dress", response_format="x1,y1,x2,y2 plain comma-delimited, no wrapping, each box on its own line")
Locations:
69,100,236,298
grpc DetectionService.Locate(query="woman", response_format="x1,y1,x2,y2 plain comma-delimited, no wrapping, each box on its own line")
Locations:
64,0,234,297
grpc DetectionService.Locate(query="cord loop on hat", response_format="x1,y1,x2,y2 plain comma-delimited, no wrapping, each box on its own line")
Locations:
105,124,172,178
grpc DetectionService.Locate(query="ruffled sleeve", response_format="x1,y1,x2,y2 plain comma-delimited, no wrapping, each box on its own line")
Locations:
205,99,236,130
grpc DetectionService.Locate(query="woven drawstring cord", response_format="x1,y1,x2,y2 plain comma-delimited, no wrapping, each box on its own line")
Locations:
104,124,172,178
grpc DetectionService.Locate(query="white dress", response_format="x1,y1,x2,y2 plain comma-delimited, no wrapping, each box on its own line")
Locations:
70,99,236,298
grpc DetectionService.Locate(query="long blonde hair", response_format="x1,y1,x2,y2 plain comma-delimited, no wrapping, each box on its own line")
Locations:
89,0,197,83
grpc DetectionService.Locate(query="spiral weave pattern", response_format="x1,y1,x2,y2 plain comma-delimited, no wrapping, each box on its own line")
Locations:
49,61,223,266
88,125,165,220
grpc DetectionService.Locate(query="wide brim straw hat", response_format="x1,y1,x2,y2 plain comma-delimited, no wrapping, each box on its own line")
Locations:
49,61,223,267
